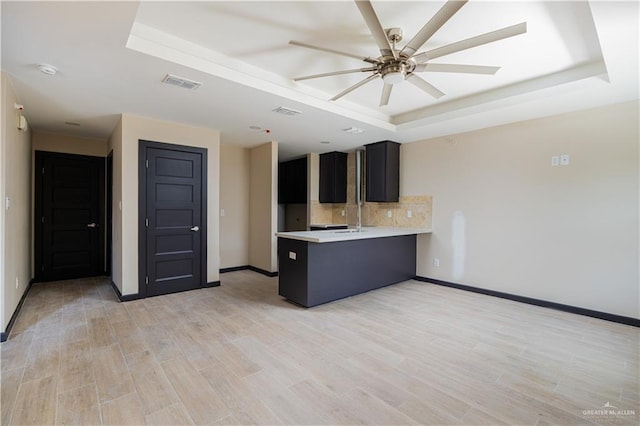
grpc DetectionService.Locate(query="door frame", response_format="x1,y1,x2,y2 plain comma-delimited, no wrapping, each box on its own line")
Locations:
138,140,208,298
106,151,113,276
34,150,106,282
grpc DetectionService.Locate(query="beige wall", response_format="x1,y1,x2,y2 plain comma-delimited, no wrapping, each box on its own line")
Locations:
1,73,32,331
32,130,108,156
249,142,278,273
402,100,639,319
110,114,220,295
220,143,250,268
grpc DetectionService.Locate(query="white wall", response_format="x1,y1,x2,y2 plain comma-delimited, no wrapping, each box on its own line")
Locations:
220,143,250,269
1,73,32,332
249,141,278,273
402,100,639,319
109,114,220,295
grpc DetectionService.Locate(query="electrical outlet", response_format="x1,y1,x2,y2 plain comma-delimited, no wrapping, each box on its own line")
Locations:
15,277,19,289
387,210,392,218
5,197,10,210
433,258,440,267
551,156,559,166
407,210,413,218
560,154,570,166
341,210,345,217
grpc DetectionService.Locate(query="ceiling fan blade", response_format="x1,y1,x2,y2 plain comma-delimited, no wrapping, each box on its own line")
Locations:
289,40,379,64
413,22,527,63
380,84,392,106
355,1,396,59
406,74,445,99
293,67,378,81
400,0,467,58
330,73,380,101
413,63,500,74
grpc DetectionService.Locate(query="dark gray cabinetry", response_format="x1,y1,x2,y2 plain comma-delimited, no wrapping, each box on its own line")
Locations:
278,235,417,307
365,140,400,202
319,151,347,203
278,157,307,204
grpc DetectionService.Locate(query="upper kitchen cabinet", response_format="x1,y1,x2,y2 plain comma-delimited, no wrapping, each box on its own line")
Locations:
319,151,347,203
365,140,400,202
278,157,307,204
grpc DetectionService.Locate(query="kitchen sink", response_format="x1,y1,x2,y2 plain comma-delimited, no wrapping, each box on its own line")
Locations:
334,229,367,234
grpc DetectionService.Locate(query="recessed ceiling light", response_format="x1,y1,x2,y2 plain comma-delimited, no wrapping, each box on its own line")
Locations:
249,125,262,130
37,64,57,75
64,121,80,126
343,127,364,134
320,141,331,144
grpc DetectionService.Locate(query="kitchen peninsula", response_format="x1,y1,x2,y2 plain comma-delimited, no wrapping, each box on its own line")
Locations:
276,227,431,307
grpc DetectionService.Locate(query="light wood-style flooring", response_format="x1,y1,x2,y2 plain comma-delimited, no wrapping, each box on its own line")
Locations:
1,270,638,425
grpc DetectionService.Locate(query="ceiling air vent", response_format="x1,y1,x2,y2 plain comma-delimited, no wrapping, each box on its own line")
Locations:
161,74,202,91
272,106,302,116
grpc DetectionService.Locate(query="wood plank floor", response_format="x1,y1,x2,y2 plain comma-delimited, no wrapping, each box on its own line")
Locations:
1,270,638,425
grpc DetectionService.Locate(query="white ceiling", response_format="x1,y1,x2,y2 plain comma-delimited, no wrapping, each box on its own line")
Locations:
1,1,638,160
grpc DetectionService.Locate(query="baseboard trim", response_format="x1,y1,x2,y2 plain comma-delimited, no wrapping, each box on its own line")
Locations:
220,265,250,273
248,266,278,277
1,278,35,342
204,281,221,288
110,281,142,302
414,276,640,327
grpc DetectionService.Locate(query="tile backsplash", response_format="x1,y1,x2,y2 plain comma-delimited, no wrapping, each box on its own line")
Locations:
311,195,432,229
309,150,432,229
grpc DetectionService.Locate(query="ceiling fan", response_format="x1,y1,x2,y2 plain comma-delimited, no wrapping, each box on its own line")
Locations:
290,0,527,106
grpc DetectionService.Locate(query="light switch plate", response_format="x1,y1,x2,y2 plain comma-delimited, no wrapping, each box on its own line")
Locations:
407,210,413,218
387,210,392,218
551,156,559,166
560,154,570,165
289,251,297,260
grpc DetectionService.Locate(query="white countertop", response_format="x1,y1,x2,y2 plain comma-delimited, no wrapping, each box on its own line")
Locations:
276,227,432,243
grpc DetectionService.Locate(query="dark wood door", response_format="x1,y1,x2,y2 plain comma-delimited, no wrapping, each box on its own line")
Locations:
35,152,105,281
140,141,207,297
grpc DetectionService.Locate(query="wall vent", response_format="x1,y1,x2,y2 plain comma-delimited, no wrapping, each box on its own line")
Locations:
161,74,202,90
272,106,302,116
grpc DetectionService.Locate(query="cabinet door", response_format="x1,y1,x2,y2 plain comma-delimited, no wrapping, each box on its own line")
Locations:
365,141,399,202
279,158,307,204
278,161,290,204
319,152,347,203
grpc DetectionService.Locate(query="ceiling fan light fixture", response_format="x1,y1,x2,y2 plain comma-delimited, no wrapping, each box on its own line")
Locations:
382,70,405,85
381,63,406,85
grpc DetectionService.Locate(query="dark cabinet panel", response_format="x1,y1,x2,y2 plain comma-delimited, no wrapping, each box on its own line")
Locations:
319,151,348,203
278,157,307,204
365,140,400,202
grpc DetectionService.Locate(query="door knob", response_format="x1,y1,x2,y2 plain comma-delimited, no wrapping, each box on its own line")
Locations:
190,226,200,232
87,223,98,228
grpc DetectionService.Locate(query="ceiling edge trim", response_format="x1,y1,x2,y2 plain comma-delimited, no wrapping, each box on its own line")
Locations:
126,22,396,132
394,60,609,129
